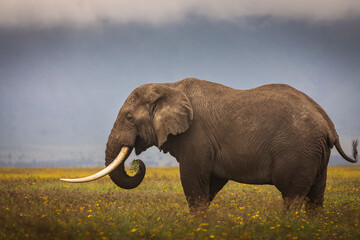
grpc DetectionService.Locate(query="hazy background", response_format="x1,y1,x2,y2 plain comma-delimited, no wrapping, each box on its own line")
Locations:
0,1,359,167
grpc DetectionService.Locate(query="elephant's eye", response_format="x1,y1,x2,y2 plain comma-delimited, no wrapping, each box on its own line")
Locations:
126,113,134,122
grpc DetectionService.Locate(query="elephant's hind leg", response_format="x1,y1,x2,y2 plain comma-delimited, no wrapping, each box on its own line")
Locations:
273,155,317,210
305,172,327,211
281,185,311,210
273,167,314,210
272,137,328,210
305,149,329,211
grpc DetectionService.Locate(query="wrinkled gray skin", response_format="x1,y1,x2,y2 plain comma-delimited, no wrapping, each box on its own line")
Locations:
105,78,358,211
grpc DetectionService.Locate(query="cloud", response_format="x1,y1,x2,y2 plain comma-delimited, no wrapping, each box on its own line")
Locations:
1,0,360,28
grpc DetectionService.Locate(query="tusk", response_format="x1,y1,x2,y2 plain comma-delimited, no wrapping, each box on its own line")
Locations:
60,147,130,183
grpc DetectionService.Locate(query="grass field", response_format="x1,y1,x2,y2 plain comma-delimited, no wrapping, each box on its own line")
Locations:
0,166,359,239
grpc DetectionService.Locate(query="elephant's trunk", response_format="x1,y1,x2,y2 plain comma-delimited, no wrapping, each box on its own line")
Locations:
60,145,146,188
60,119,146,188
105,147,146,189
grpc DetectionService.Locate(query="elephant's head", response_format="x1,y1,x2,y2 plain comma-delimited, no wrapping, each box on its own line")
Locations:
61,83,193,189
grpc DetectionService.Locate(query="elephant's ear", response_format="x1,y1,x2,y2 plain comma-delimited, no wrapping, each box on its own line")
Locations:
148,85,193,148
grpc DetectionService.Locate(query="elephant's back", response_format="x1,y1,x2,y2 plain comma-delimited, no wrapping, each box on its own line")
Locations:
174,79,337,147
249,84,337,147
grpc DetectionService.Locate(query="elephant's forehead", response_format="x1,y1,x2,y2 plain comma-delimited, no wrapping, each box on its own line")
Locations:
134,84,157,95
128,83,158,103
124,94,140,107
124,85,151,105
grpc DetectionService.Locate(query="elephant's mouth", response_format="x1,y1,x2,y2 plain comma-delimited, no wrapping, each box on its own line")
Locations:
60,147,131,183
134,135,152,155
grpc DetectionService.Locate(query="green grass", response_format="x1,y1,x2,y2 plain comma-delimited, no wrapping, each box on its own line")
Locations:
0,166,359,239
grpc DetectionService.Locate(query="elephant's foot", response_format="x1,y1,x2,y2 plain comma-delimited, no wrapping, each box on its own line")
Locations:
185,193,213,214
282,196,306,211
188,201,209,215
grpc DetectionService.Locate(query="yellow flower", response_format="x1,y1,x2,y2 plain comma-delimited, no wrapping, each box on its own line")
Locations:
130,228,137,232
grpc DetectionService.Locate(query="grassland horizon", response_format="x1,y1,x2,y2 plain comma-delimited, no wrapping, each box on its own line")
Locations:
1,166,359,239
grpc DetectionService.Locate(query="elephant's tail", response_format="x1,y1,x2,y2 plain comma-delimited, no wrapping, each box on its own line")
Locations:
334,139,358,163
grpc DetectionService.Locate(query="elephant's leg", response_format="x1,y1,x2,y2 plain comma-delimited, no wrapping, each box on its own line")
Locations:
209,175,228,202
273,155,316,210
275,171,313,210
280,183,310,210
305,175,326,211
305,162,329,211
179,163,211,212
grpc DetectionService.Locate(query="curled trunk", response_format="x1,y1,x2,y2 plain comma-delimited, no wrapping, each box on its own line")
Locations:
105,145,146,189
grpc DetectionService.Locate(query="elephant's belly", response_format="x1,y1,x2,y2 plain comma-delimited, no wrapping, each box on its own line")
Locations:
212,157,273,185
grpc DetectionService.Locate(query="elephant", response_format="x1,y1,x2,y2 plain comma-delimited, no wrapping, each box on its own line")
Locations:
61,78,358,211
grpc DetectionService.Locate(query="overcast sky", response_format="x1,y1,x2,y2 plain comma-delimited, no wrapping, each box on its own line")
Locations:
0,1,359,166
1,0,360,27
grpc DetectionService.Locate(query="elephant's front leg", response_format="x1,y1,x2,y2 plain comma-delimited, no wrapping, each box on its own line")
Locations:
179,163,211,212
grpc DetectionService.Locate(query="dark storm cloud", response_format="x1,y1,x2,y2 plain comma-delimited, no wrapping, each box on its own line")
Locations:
1,0,360,28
